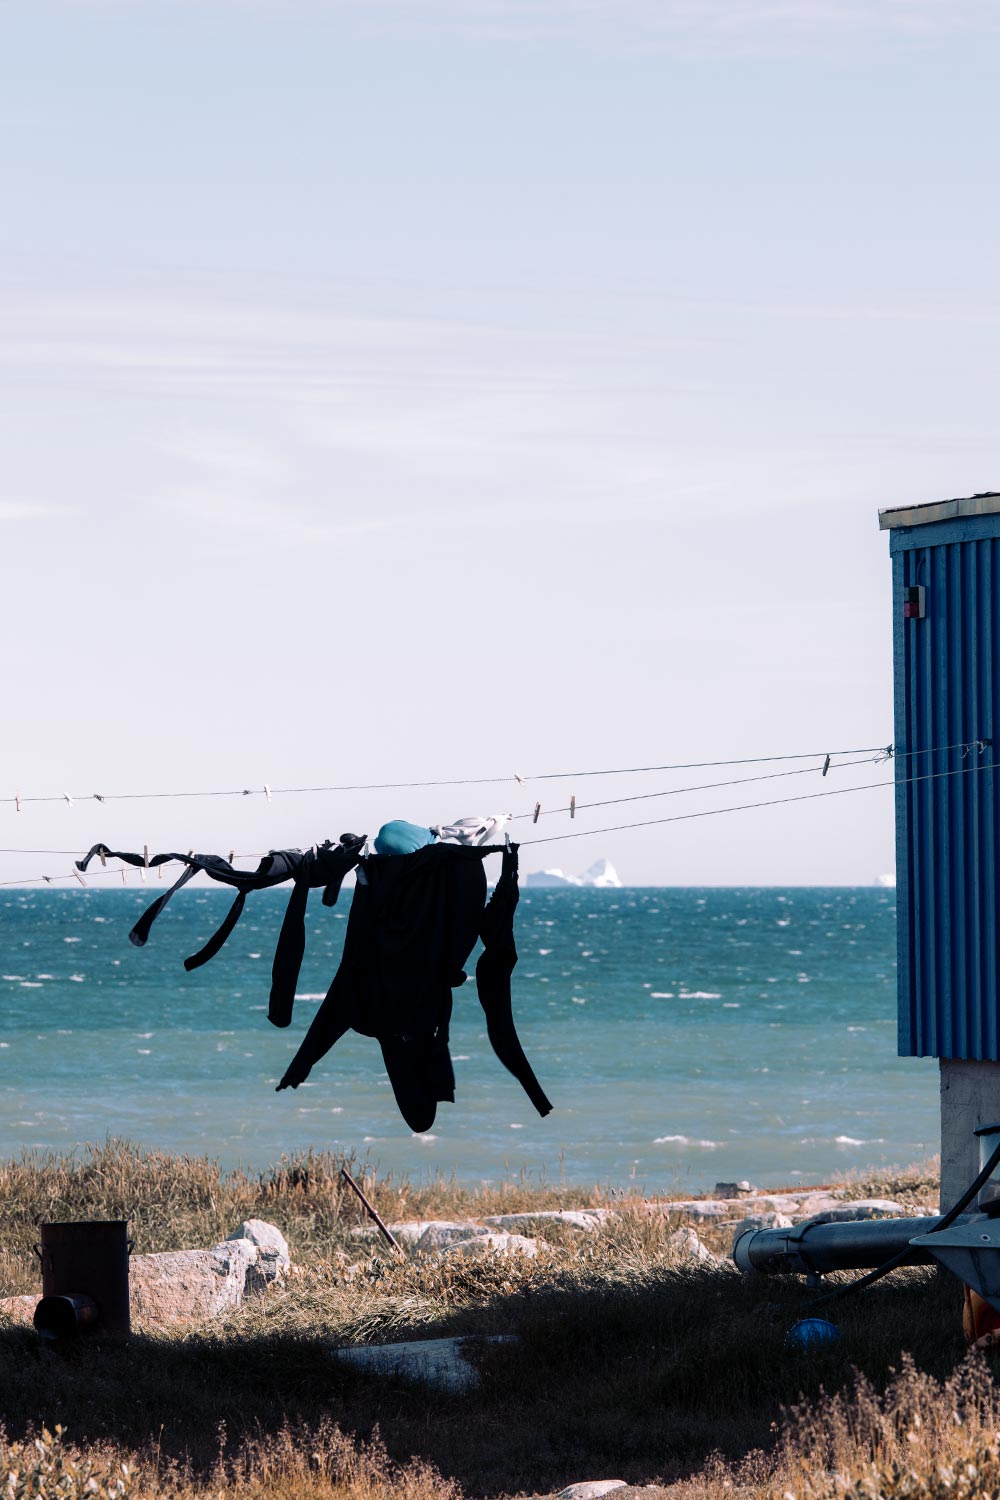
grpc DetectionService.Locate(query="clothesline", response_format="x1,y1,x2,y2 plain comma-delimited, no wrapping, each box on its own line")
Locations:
0,742,897,809
0,752,887,855
0,752,993,887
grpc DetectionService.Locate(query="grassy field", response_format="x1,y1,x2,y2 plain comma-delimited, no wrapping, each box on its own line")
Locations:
0,1142,994,1499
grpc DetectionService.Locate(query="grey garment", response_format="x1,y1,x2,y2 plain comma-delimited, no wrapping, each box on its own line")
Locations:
431,814,511,847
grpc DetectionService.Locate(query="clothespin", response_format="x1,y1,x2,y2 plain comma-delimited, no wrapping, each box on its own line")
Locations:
93,793,105,803
822,754,831,777
242,789,251,797
14,792,20,813
42,875,52,885
570,795,576,820
158,863,163,880
187,849,193,859
143,844,149,867
228,850,235,865
533,802,541,824
73,869,87,886
504,832,512,853
98,849,106,866
264,783,272,803
515,773,525,784
63,793,73,806
139,866,146,882
120,869,127,886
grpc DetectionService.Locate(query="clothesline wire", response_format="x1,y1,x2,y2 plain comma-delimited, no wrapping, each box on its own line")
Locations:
2,737,990,810
524,758,995,846
0,753,888,855
0,753,993,887
0,744,896,807
513,753,887,820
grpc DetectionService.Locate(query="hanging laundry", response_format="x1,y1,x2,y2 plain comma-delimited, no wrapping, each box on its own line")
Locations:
75,837,365,1028
278,839,551,1131
75,833,552,1133
430,814,511,846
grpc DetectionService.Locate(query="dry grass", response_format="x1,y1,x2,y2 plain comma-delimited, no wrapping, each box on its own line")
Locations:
0,1141,994,1499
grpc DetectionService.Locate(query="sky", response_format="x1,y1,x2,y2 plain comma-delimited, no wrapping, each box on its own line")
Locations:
1,0,998,886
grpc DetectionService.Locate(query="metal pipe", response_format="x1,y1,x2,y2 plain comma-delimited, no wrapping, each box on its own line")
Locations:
33,1293,99,1340
733,1215,950,1277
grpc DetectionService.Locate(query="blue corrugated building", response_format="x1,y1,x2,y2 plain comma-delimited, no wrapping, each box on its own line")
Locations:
880,492,1000,1206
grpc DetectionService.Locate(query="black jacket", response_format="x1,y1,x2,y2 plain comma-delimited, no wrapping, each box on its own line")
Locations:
277,841,552,1132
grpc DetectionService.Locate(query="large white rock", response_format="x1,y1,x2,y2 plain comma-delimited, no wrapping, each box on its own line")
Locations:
416,1222,489,1252
484,1210,610,1233
352,1219,479,1246
667,1227,716,1264
731,1211,794,1236
800,1199,907,1226
130,1240,259,1327
438,1232,538,1260
557,1483,627,1499
227,1218,291,1270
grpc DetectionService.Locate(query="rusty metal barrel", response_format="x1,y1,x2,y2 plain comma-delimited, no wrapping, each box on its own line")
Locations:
33,1220,131,1340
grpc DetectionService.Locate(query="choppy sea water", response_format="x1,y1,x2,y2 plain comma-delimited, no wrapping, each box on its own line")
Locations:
0,887,935,1192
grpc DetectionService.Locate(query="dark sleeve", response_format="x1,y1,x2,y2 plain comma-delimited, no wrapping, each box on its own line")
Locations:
475,844,553,1118
276,969,354,1090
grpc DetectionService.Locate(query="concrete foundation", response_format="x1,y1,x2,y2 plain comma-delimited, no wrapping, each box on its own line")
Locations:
940,1059,1000,1212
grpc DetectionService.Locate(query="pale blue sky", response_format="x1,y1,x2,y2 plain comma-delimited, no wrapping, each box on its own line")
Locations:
1,0,998,885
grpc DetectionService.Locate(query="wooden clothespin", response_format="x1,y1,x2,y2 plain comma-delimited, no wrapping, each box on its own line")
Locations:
515,773,525,784
533,802,541,824
14,791,21,813
139,866,146,882
264,783,272,803
822,754,831,777
73,868,87,886
93,793,105,803
228,850,235,865
98,849,106,866
570,795,576,820
143,844,149,867
63,793,73,806
42,875,53,885
120,869,127,885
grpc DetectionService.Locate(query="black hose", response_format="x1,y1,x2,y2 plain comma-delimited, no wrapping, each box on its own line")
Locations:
806,1137,1000,1311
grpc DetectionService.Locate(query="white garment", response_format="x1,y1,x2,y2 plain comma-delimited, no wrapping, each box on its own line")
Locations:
431,814,511,847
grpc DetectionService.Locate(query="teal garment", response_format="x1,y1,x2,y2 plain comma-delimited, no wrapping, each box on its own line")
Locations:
373,820,435,857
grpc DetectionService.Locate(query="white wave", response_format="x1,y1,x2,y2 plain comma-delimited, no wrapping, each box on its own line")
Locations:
653,1134,720,1148
538,948,553,956
63,937,81,943
2,975,24,981
571,996,587,1005
294,993,326,1001
509,1123,524,1129
412,1133,438,1143
69,974,85,982
650,992,675,998
679,991,722,1000
20,982,42,988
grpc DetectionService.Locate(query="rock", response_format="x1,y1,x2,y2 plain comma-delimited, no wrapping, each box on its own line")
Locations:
483,1210,610,1233
245,1247,289,1294
352,1219,479,1246
129,1239,258,1327
438,1232,539,1260
715,1181,754,1199
226,1219,291,1273
791,1194,843,1218
800,1199,907,1226
335,1334,516,1393
557,1483,628,1500
731,1211,793,1236
0,1294,37,1328
416,1222,489,1252
667,1227,716,1263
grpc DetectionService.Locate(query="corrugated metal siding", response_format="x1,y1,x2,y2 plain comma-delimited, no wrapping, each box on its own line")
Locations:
891,518,1000,1058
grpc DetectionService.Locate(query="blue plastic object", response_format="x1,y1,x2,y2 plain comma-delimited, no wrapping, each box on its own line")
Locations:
786,1317,841,1349
373,820,434,857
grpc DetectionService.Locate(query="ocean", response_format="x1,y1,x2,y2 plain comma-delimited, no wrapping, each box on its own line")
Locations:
0,885,936,1194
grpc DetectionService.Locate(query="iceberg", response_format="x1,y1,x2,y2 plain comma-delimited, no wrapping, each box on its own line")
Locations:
524,859,622,890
